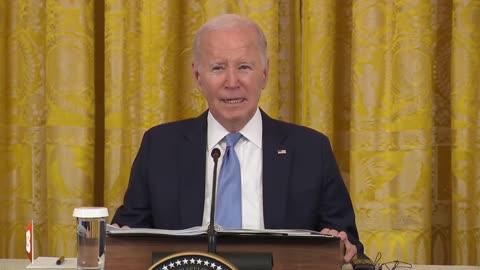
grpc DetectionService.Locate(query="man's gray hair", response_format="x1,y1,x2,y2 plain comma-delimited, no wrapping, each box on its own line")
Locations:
192,14,268,66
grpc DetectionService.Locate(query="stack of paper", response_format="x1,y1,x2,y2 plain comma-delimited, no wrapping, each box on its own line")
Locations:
106,224,335,237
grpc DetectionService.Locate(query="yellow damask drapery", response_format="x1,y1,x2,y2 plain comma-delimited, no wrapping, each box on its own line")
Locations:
0,0,478,265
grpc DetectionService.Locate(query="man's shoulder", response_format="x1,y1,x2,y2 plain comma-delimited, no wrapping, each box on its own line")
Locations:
148,117,198,131
145,113,206,136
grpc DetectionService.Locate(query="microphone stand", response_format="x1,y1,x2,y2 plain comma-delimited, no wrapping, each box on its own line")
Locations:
208,148,221,254
206,148,273,269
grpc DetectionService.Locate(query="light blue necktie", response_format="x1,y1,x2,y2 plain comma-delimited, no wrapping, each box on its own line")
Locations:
215,132,242,229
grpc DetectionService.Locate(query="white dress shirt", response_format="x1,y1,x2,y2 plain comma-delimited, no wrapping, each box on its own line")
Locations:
202,108,264,229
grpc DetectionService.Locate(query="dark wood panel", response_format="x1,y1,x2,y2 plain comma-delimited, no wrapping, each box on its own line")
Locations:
106,234,343,270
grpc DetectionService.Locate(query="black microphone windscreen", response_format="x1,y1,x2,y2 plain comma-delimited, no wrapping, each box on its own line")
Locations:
211,148,221,159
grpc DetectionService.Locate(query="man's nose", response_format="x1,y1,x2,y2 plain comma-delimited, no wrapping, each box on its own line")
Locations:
225,68,239,88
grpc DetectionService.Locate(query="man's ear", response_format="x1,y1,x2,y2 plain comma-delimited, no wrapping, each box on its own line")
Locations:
262,59,269,89
192,62,201,90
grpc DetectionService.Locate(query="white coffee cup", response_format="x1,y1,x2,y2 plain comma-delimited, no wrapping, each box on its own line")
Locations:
73,207,109,270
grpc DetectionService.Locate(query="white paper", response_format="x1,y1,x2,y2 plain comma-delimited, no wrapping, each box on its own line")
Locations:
27,257,76,269
106,224,334,238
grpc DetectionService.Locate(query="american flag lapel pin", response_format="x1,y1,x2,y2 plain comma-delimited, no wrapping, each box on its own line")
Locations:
277,149,287,155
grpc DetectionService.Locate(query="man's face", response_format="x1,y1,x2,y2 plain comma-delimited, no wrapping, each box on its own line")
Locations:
192,26,269,132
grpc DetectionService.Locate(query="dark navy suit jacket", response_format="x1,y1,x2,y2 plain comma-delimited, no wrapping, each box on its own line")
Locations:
112,110,364,254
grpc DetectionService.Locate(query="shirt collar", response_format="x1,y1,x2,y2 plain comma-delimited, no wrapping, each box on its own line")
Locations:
207,108,263,151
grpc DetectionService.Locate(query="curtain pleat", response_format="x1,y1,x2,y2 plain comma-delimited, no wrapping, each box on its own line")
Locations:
451,0,480,264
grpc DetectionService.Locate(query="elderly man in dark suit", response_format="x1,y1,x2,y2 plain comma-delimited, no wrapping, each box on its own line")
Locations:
112,13,364,263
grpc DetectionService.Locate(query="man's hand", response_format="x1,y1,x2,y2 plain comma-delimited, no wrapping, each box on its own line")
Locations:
111,223,130,229
320,228,357,263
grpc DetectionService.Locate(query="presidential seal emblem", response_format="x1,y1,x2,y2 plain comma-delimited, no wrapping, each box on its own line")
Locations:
149,251,238,270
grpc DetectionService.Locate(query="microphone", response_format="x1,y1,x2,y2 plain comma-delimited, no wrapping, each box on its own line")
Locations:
208,148,221,254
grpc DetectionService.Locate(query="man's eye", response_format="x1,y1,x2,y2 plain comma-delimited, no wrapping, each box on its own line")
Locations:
239,65,252,70
212,66,224,71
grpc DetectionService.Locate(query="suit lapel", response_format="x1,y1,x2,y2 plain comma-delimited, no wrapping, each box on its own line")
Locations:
261,111,292,229
178,112,208,228
176,110,292,229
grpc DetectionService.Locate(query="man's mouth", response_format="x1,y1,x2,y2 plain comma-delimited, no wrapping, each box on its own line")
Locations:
222,98,244,104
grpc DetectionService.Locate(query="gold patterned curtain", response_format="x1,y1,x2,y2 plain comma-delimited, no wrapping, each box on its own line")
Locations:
0,0,96,258
1,0,479,265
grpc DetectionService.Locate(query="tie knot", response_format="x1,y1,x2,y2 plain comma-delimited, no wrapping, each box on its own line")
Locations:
225,132,242,147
